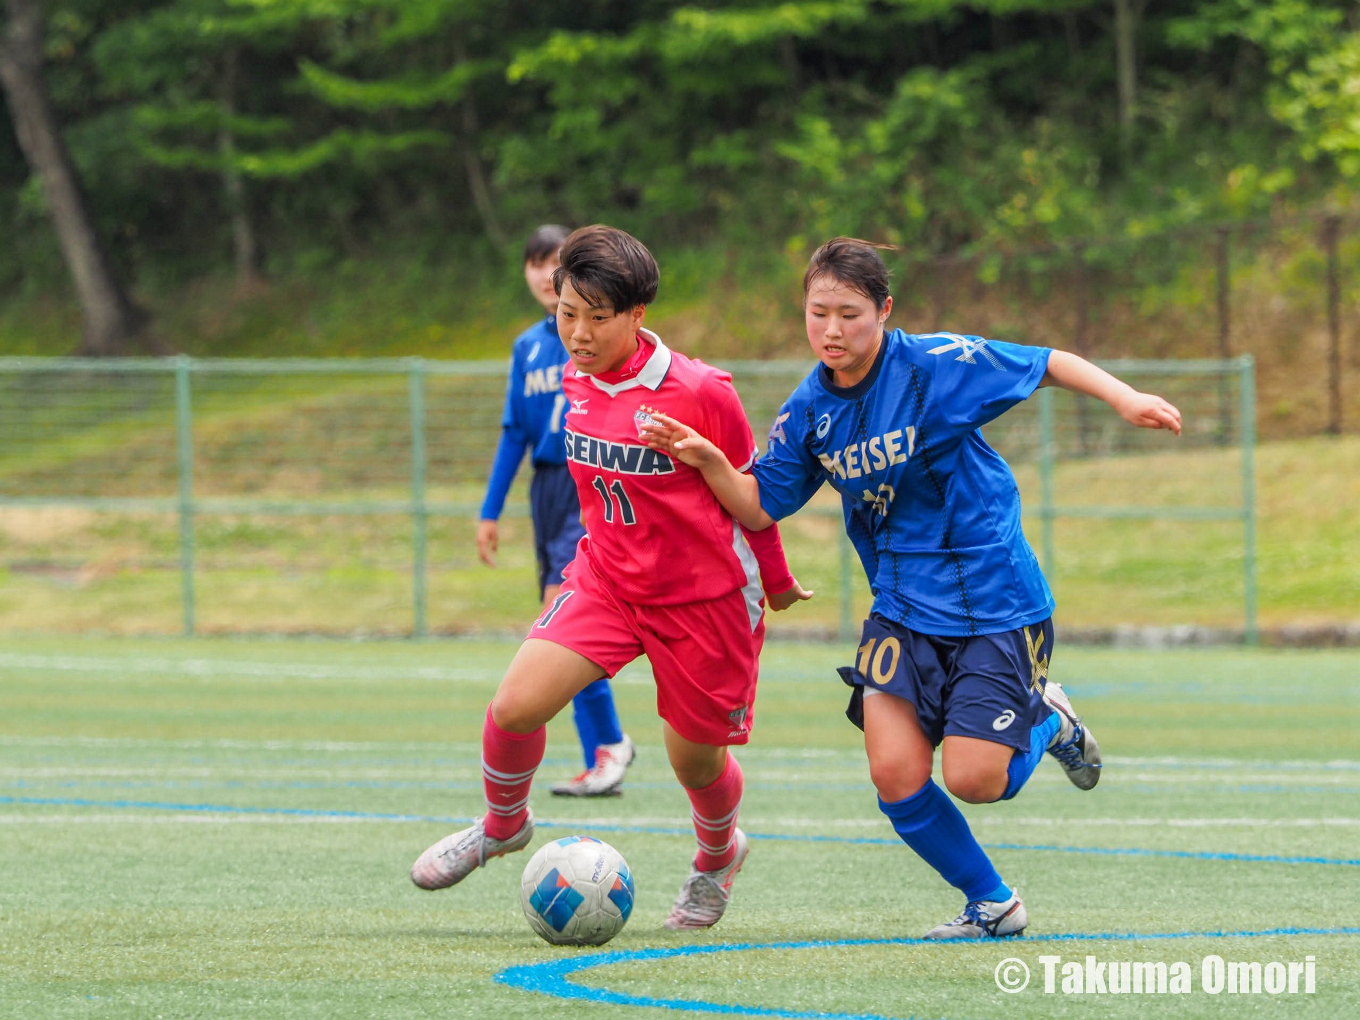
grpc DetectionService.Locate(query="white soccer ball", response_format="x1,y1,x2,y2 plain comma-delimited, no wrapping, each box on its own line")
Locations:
519,835,635,946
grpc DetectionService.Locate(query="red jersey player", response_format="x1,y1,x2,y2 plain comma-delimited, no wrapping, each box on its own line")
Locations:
410,225,812,930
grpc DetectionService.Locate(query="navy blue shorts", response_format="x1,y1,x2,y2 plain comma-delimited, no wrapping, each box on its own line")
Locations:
529,463,585,598
837,614,1055,752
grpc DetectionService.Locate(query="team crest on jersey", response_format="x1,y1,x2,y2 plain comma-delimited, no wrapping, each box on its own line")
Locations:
728,705,749,730
565,430,675,475
633,406,662,429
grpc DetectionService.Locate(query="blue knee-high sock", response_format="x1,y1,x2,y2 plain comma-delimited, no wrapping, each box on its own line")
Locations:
879,779,1010,904
1001,710,1063,801
571,678,623,768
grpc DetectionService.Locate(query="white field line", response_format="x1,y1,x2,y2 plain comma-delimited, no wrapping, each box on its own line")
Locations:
1,811,1357,829
0,735,487,753
0,733,1357,773
0,651,654,686
0,765,1355,787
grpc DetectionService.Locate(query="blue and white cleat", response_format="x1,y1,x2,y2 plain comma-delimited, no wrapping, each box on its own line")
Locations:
923,891,1028,940
1042,680,1102,790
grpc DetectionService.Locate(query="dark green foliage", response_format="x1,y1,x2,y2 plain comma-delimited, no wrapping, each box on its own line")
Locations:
2,0,1358,300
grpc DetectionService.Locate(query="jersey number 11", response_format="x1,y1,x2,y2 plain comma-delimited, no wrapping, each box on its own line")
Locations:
591,476,636,525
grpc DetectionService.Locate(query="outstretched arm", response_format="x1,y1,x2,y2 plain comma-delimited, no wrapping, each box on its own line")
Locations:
638,412,776,530
1043,350,1182,435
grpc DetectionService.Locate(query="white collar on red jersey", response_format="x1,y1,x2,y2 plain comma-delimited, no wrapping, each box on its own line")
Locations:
581,329,672,396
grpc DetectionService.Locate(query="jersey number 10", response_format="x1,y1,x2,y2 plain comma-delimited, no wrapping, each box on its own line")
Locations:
591,475,636,525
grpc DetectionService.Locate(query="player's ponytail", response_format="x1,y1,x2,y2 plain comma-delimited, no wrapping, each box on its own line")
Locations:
803,238,895,311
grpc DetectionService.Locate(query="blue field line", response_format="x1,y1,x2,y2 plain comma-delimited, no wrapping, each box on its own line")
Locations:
495,926,1360,1020
3,795,1359,868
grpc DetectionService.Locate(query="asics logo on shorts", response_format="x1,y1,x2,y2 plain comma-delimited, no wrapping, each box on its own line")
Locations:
992,709,1016,731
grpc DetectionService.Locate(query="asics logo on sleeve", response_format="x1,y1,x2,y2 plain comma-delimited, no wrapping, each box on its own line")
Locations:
992,710,1016,731
923,333,1006,370
768,412,790,447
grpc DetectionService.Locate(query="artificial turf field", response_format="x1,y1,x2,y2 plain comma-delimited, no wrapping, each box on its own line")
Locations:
1,636,1357,1019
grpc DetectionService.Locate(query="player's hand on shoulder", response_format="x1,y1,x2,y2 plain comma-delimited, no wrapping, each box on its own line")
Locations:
637,407,724,468
476,519,499,567
1117,391,1182,435
766,578,814,612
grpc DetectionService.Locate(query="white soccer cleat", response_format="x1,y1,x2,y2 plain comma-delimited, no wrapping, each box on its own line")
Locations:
409,811,534,890
663,828,749,930
923,891,1028,940
550,734,636,798
1042,680,1102,790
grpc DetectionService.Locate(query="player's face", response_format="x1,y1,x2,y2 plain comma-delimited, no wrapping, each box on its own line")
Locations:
524,254,561,315
556,278,647,374
804,277,892,387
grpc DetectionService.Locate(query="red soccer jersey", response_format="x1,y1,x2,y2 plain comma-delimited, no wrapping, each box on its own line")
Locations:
562,330,773,606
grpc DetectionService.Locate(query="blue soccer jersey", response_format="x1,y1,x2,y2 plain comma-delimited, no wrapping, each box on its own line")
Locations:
753,329,1055,636
480,316,572,520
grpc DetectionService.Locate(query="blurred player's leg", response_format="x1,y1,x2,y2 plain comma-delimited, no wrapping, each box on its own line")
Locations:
1041,680,1102,789
553,671,635,797
410,638,603,890
662,729,747,930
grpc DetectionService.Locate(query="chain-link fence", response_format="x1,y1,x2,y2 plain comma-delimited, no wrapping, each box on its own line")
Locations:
0,355,1255,641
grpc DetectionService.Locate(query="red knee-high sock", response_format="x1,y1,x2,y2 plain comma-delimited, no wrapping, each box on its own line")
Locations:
482,705,545,840
687,753,743,871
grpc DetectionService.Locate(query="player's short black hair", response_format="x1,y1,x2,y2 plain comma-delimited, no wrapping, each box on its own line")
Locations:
523,224,570,265
804,237,895,311
553,225,660,311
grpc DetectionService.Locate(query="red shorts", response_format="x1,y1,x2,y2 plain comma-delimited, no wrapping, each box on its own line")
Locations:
529,559,765,746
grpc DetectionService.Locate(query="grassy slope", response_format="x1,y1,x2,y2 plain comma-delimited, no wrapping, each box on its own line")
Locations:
0,242,1356,636
2,236,1357,439
0,424,1356,635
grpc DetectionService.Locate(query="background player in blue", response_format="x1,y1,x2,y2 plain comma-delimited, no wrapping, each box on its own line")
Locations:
478,224,635,797
640,237,1183,940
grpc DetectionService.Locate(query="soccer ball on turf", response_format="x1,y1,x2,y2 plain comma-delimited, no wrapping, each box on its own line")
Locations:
519,835,635,946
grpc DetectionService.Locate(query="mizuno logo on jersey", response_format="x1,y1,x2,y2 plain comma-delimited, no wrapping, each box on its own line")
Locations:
569,398,589,416
565,430,676,475
923,332,1005,370
816,427,915,481
523,364,564,396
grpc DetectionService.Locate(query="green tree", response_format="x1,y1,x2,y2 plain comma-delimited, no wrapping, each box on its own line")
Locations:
94,0,447,285
0,0,148,353
1170,0,1360,183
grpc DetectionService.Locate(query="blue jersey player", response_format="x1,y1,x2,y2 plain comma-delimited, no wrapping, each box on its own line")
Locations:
640,237,1182,939
478,225,635,797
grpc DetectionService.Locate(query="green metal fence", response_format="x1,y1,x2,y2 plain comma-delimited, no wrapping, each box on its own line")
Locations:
0,355,1255,641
